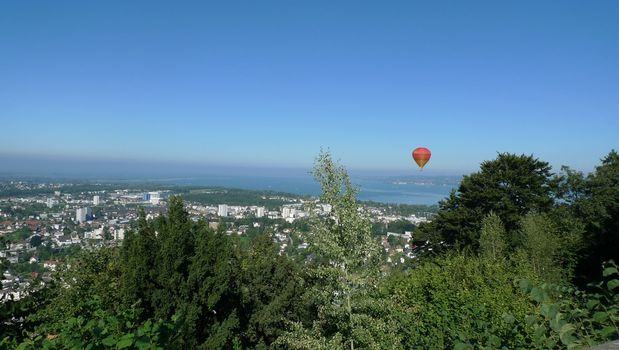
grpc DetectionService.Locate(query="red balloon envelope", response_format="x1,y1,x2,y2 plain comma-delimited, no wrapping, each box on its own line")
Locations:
412,147,431,169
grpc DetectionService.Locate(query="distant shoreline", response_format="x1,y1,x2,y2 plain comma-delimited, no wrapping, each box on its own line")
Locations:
0,174,460,205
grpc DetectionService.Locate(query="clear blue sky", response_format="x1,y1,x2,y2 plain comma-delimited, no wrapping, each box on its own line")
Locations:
1,0,618,175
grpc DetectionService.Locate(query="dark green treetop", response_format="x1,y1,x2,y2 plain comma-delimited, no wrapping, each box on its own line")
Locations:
418,153,557,248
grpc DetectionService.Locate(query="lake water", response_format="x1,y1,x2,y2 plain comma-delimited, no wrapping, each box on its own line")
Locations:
148,175,461,205
0,155,461,204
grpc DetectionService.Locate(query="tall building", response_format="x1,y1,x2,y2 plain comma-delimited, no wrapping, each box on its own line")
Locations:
256,207,265,218
282,206,295,218
149,192,161,205
114,228,125,241
218,204,228,217
46,198,54,208
75,207,92,223
76,208,87,223
93,195,100,205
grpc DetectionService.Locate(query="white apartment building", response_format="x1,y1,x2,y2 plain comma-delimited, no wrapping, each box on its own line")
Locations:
218,204,228,217
256,207,265,218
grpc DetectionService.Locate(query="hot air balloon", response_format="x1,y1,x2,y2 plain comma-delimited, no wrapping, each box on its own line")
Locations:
412,147,431,170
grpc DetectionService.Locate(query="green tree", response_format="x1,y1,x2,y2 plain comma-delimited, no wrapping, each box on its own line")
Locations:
383,253,535,349
152,196,194,320
27,248,124,336
183,222,240,348
276,150,400,350
569,150,619,281
238,233,304,349
102,226,112,241
29,235,42,248
548,206,585,282
518,213,561,282
0,288,58,345
386,219,415,234
479,212,507,262
417,153,556,249
120,208,159,319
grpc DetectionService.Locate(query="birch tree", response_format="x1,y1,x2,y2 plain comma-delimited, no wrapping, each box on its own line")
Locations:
276,150,401,350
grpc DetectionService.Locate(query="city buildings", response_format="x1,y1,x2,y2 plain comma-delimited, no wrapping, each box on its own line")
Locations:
0,180,435,303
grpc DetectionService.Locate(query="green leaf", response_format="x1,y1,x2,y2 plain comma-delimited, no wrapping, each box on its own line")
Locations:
116,334,134,349
603,266,618,277
454,343,472,350
586,299,599,310
593,311,608,323
607,279,619,291
102,336,117,347
502,313,516,324
541,303,559,319
487,335,501,347
560,334,577,347
16,343,33,350
600,325,616,338
531,287,546,302
525,314,538,326
518,279,531,291
134,337,151,350
550,316,564,333
559,323,576,345
534,325,546,339
567,342,583,350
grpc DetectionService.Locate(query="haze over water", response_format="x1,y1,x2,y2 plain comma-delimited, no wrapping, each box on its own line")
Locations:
0,154,459,205
108,174,459,205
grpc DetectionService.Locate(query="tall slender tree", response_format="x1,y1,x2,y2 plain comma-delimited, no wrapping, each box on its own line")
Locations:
184,222,240,347
120,208,158,318
153,196,195,319
239,233,304,349
518,213,561,282
479,212,507,262
276,150,400,350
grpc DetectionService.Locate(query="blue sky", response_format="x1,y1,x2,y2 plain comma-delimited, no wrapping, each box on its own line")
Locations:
1,0,618,175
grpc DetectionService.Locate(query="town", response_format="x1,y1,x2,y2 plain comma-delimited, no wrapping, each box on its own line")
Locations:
0,180,435,302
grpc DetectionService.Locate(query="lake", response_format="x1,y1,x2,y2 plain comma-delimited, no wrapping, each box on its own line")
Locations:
147,174,461,205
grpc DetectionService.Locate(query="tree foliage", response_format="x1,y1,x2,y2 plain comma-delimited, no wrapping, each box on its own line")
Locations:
418,153,556,248
479,212,507,262
566,150,619,281
277,150,397,350
517,213,562,283
383,253,536,349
